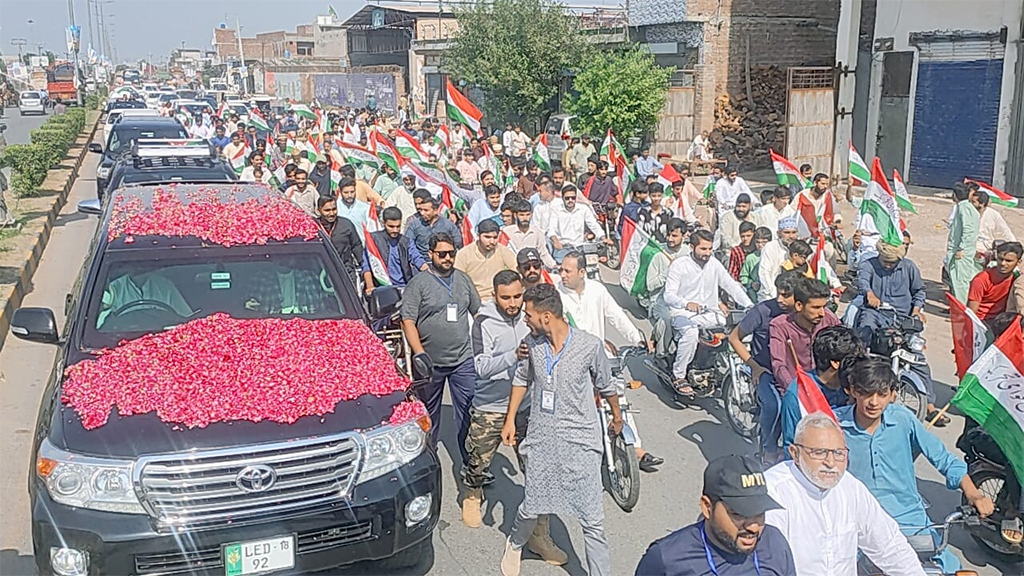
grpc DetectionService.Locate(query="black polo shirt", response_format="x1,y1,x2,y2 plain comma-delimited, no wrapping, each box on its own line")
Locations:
635,521,796,576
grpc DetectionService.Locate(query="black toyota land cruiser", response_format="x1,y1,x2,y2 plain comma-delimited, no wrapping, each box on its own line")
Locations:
102,139,238,200
11,183,439,576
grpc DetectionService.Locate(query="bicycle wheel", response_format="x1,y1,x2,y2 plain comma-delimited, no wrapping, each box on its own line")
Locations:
608,433,641,512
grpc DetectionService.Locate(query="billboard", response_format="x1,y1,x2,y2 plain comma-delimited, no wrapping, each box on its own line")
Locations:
313,73,396,114
268,72,303,101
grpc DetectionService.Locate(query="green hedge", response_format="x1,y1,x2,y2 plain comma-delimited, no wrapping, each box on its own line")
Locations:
1,109,91,197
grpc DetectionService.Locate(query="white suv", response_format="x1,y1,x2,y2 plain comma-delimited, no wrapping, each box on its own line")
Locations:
19,91,46,116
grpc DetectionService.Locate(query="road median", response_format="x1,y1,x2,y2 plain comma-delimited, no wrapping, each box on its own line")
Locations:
0,111,100,350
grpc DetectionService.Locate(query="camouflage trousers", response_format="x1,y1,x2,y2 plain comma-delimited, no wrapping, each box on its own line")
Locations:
463,407,529,489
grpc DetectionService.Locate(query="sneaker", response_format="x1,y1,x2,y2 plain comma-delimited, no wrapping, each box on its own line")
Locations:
639,453,663,473
500,536,521,576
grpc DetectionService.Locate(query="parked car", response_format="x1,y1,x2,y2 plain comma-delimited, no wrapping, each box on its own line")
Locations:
19,90,47,116
11,183,439,576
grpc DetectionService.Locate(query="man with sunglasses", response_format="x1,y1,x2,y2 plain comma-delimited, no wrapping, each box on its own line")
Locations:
401,232,482,466
517,248,557,288
765,413,925,576
549,187,606,263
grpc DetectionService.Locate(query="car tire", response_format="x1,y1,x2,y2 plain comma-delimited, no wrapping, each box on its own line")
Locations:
374,536,434,571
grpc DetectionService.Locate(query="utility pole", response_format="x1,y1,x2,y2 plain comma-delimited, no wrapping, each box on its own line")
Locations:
11,38,27,62
86,0,95,59
68,0,83,105
235,16,246,96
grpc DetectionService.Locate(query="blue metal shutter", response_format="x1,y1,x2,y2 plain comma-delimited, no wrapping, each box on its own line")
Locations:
909,41,1004,188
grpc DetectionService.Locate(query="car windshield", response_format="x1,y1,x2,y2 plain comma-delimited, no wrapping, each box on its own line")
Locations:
22,92,41,100
108,125,189,155
83,248,352,348
106,112,122,124
159,94,177,103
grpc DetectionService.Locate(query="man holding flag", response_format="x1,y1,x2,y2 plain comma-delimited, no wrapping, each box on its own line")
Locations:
836,356,994,573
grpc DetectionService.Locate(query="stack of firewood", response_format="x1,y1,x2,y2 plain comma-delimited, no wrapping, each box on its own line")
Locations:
709,65,788,170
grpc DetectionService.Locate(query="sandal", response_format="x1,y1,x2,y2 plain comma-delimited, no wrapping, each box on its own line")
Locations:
926,411,950,427
1001,518,1023,545
673,379,695,397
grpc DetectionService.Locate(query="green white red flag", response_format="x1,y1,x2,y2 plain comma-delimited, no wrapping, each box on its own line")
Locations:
951,319,1024,483
702,178,715,199
619,217,665,297
336,141,381,170
533,134,551,172
364,225,391,286
396,130,426,162
891,169,918,214
229,146,247,175
966,178,1019,208
794,192,837,239
796,364,837,422
948,293,993,380
305,134,321,164
434,124,451,157
856,158,903,246
445,78,483,136
290,104,317,122
601,130,632,200
370,131,401,174
248,108,271,133
771,149,810,188
849,142,870,185
330,157,342,193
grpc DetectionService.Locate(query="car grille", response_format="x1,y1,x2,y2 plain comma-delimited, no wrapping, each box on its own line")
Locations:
135,433,362,531
133,520,376,575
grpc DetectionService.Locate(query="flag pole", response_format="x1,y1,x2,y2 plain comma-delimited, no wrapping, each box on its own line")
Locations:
926,402,952,429
786,339,800,367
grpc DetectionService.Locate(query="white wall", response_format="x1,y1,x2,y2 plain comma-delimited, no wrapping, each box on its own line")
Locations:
863,0,1021,187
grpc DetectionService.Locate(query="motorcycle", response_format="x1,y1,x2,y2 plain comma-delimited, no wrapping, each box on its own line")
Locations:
590,202,622,270
597,343,646,512
957,425,1024,561
858,507,986,575
867,303,929,420
644,307,758,440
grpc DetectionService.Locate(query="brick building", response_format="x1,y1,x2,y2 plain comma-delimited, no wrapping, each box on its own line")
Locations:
629,0,840,164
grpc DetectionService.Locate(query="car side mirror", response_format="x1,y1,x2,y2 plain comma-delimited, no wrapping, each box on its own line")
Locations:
0,124,7,133
77,199,102,215
10,307,60,345
89,143,103,153
369,286,402,320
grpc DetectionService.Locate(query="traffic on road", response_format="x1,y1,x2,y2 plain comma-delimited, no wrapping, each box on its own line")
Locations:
1,16,1023,576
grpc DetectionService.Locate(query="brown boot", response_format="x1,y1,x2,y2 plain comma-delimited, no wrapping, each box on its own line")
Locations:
461,488,482,528
526,515,568,566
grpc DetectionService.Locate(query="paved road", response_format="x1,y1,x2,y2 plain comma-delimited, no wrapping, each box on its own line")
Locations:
0,162,1019,575
1,106,51,146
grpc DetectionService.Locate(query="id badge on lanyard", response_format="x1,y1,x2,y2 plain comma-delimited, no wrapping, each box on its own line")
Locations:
542,329,573,415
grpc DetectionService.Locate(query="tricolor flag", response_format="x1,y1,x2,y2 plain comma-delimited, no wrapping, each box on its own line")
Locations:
966,179,1019,209
229,146,247,175
480,141,502,180
328,5,338,20
461,214,474,246
702,178,715,199
533,134,551,172
248,108,272,133
343,120,359,144
291,104,317,122
434,123,451,157
445,78,483,136
366,202,382,233
771,149,810,189
396,130,427,162
336,141,381,170
795,363,837,422
364,226,391,286
657,164,697,221
948,293,993,380
329,157,342,193
370,131,401,174
601,129,633,199
857,158,903,246
619,217,664,297
794,193,827,239
305,134,321,164
809,234,830,286
849,142,870,185
951,319,1024,484
891,169,918,214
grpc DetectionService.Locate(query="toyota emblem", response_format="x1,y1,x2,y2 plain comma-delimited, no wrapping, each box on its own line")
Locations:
235,464,277,493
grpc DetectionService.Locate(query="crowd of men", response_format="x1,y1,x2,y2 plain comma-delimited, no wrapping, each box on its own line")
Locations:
161,95,1023,574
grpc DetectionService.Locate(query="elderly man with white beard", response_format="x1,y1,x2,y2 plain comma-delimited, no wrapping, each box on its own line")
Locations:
764,412,925,576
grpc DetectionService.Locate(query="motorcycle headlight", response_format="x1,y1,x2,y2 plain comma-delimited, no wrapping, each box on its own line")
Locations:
96,166,110,179
357,419,428,484
909,334,927,353
35,438,144,514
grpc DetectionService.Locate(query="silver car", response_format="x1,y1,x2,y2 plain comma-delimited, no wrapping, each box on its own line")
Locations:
19,91,46,116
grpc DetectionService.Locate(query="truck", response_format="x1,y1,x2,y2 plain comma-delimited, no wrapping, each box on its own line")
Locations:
46,62,77,103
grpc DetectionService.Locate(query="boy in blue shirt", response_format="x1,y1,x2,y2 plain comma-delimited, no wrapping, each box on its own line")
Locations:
835,357,995,573
779,325,863,453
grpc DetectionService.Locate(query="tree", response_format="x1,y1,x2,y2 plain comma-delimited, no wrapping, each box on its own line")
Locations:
445,0,590,127
564,46,674,143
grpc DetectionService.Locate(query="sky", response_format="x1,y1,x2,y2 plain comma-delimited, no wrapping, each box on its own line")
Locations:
0,0,361,63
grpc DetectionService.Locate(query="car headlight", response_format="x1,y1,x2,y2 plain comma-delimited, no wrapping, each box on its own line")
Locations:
96,166,110,179
357,419,428,484
36,438,145,514
908,334,926,353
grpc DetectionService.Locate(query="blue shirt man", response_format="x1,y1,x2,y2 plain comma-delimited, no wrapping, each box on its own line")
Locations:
405,199,462,255
619,181,649,234
210,133,230,152
635,149,664,178
362,231,426,288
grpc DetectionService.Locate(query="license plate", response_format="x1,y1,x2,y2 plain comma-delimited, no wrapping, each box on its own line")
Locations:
223,535,295,576
586,254,600,265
